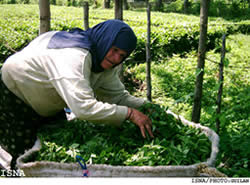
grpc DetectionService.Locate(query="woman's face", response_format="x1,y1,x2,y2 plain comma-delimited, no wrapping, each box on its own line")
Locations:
101,46,127,70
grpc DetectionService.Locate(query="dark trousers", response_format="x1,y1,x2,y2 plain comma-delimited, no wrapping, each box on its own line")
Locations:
0,70,66,169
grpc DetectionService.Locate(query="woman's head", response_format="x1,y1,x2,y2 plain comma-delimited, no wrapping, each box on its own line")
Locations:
112,25,137,56
88,19,137,72
48,19,137,72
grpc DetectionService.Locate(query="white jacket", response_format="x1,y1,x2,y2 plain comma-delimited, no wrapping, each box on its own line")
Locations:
1,31,145,126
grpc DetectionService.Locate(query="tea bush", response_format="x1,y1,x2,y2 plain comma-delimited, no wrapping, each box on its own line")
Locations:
36,103,211,166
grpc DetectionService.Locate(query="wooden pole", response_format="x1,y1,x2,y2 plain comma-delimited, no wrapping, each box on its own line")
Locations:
146,3,152,102
191,0,210,123
216,34,226,134
114,0,124,82
39,0,51,35
115,0,123,20
83,1,89,30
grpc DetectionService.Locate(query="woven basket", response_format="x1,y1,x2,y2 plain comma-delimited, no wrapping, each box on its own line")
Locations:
16,110,224,177
0,146,12,170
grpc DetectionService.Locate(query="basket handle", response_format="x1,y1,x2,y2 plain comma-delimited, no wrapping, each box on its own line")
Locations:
76,155,89,177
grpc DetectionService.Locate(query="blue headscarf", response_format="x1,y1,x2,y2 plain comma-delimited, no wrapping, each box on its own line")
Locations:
47,19,137,73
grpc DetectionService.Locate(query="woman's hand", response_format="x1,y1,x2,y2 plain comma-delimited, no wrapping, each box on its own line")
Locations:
127,108,154,139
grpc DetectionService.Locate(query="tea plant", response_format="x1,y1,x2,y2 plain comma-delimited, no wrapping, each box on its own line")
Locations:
36,103,211,166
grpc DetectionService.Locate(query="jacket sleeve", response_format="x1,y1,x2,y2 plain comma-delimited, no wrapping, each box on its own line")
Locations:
43,49,128,127
95,64,146,109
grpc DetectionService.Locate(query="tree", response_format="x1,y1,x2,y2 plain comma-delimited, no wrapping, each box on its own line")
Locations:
51,0,56,5
123,0,129,10
191,0,210,123
155,0,163,11
247,0,250,7
39,0,51,35
67,0,71,6
184,0,189,13
103,0,110,8
93,0,98,8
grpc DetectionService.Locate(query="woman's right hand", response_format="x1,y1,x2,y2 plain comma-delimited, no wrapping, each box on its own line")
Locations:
127,108,154,139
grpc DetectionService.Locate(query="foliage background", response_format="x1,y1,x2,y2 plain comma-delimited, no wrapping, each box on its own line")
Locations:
0,0,249,177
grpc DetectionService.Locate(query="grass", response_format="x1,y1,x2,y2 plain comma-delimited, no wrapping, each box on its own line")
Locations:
125,34,250,177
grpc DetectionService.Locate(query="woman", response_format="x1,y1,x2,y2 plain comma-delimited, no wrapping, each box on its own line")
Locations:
0,19,153,169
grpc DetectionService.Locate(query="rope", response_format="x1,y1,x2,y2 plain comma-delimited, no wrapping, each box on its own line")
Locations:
197,164,227,177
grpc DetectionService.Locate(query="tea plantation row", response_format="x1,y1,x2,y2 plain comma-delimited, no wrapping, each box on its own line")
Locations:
0,4,249,63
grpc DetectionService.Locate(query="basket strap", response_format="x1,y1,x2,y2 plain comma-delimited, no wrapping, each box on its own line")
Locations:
76,155,89,177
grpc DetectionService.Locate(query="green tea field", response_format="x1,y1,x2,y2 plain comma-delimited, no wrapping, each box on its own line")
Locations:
0,4,249,177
